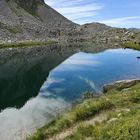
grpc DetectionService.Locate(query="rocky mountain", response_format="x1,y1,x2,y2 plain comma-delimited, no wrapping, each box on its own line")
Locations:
129,28,140,32
0,0,139,45
62,22,140,46
0,0,77,42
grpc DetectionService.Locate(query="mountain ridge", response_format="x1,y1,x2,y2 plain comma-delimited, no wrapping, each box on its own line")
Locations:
0,0,77,42
0,0,139,46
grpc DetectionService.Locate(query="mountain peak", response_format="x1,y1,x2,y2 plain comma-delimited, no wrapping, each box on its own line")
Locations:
4,0,75,28
14,0,44,16
0,0,76,42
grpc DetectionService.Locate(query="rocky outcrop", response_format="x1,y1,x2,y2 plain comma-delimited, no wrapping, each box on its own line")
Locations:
62,23,140,45
103,79,140,93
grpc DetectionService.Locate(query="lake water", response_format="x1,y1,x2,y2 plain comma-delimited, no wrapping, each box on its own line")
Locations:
0,48,140,140
40,48,140,101
0,53,69,110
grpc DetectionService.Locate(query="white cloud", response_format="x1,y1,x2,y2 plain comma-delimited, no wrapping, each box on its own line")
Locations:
60,52,101,66
56,4,103,15
65,11,98,21
99,16,140,28
78,76,101,93
45,1,140,28
63,59,100,66
79,76,96,89
50,52,101,72
45,0,103,24
40,77,65,91
0,97,70,140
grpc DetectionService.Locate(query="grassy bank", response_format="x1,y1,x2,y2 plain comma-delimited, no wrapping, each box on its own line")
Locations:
123,42,140,50
0,40,58,49
27,81,140,140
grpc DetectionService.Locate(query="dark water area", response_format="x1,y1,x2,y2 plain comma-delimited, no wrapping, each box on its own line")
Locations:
0,51,71,110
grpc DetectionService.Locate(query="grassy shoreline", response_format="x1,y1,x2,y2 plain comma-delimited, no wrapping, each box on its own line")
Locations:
0,40,58,49
27,80,140,140
123,42,140,50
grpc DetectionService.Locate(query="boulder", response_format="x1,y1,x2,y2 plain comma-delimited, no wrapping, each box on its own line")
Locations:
103,79,140,93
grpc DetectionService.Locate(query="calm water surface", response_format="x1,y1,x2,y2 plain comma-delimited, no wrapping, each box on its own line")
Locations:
40,48,140,101
0,53,69,110
0,48,140,140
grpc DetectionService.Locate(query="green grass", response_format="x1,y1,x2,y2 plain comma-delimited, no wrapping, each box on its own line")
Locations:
27,98,114,140
123,42,140,50
27,82,140,140
64,83,140,140
0,41,58,49
65,110,140,140
64,109,140,140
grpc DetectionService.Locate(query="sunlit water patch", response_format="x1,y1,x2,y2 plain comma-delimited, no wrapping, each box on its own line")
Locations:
0,48,140,140
40,49,140,101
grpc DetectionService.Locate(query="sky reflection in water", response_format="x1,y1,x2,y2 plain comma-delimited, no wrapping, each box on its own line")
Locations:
39,49,140,102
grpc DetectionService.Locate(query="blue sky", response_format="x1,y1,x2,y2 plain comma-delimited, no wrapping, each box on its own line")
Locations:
45,0,140,28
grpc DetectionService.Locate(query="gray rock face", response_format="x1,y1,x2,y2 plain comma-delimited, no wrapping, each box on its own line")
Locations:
0,0,20,25
0,0,77,43
37,4,75,28
103,79,140,93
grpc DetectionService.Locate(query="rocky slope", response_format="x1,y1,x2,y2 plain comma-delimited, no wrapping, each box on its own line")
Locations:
0,0,139,46
63,22,140,46
0,0,77,42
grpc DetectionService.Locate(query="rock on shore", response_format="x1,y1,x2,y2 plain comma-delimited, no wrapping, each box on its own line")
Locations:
103,79,140,93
